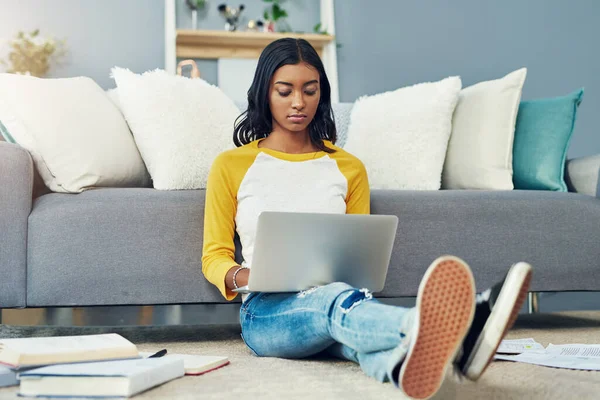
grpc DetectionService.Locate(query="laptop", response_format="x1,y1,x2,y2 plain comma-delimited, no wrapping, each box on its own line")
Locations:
233,211,399,293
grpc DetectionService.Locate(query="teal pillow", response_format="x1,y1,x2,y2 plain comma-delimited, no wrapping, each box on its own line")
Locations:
513,88,584,191
0,120,17,143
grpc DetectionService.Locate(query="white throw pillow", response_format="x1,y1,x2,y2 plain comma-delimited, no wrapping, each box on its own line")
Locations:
344,77,462,190
106,88,121,110
0,74,150,193
442,68,527,190
111,68,239,190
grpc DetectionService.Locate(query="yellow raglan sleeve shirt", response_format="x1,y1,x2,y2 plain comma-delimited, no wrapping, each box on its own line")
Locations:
202,140,370,301
330,144,371,215
201,148,256,301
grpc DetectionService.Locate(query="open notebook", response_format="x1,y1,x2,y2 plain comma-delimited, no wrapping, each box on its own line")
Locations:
0,333,138,369
139,351,229,375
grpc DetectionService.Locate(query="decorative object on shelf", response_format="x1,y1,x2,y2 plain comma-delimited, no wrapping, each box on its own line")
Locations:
185,0,207,30
176,59,201,79
218,4,245,31
264,20,275,32
0,29,67,77
313,22,342,48
262,0,290,32
313,22,328,35
246,19,264,32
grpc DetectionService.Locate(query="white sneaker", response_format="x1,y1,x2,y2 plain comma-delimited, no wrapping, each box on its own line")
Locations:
456,261,532,380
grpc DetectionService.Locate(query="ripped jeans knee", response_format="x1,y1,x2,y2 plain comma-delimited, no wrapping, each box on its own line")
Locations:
297,286,321,298
295,283,374,313
340,288,373,313
296,282,353,298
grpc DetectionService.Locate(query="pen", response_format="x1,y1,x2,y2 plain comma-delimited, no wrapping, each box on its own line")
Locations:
148,349,167,358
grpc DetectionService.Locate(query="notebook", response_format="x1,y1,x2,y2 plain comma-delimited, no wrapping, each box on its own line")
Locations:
18,357,184,398
0,365,18,388
0,333,138,369
139,351,229,375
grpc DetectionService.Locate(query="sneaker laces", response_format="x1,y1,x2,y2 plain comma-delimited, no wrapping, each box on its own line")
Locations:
476,288,492,304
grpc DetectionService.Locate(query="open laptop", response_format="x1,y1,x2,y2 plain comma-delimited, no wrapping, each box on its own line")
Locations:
233,211,399,293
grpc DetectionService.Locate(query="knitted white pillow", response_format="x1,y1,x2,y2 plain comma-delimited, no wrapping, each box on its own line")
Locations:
111,68,239,190
344,76,462,190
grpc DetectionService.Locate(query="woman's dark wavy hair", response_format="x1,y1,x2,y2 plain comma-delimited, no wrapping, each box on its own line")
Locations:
233,38,336,153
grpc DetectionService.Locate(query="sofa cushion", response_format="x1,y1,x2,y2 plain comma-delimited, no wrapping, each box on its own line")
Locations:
443,68,527,190
566,154,600,198
111,67,239,190
332,103,353,148
27,188,233,306
0,74,151,193
344,76,461,190
0,120,15,143
373,189,600,296
26,188,600,306
513,89,584,191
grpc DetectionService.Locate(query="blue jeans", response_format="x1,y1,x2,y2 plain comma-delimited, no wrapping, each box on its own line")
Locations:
239,282,416,384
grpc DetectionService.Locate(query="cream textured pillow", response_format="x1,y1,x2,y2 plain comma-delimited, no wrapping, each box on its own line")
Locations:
0,74,150,193
111,68,239,190
442,68,527,190
344,76,462,190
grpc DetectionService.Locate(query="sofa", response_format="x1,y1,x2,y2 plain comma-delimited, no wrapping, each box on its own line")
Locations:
1,104,599,319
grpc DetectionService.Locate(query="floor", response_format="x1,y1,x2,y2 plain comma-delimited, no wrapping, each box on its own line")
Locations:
1,311,600,399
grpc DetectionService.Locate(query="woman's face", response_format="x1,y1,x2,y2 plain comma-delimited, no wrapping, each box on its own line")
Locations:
268,62,320,135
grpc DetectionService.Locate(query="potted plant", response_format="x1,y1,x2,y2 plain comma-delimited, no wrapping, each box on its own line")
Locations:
186,0,207,30
262,0,290,32
0,29,67,77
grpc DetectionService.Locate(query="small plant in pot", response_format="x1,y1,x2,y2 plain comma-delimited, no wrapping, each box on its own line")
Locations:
186,0,207,29
262,0,291,32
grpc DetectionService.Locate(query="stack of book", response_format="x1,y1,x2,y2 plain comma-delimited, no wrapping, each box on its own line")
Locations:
0,333,229,398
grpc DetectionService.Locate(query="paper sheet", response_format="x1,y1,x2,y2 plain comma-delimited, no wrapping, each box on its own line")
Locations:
546,344,600,357
497,338,545,354
139,352,229,374
495,343,600,371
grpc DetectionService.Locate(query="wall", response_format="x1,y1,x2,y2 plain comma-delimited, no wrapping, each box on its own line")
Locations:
2,0,598,157
0,0,165,89
334,0,600,158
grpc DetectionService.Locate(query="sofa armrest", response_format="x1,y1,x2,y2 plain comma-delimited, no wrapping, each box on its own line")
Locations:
565,154,600,198
0,142,32,308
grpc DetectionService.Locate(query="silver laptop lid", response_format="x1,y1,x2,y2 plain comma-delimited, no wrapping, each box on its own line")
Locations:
246,212,399,293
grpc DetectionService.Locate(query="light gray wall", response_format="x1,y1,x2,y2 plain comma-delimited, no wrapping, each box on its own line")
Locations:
0,0,165,89
176,0,320,85
334,0,600,158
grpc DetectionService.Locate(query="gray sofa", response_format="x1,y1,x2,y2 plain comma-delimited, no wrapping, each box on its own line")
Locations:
1,108,600,315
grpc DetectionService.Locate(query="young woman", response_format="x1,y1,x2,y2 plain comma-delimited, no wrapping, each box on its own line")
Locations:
202,38,532,399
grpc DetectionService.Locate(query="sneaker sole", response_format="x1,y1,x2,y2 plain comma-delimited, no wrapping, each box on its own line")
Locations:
399,256,475,400
462,262,532,380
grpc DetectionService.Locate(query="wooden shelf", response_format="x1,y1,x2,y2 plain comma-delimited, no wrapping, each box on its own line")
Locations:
176,29,335,59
